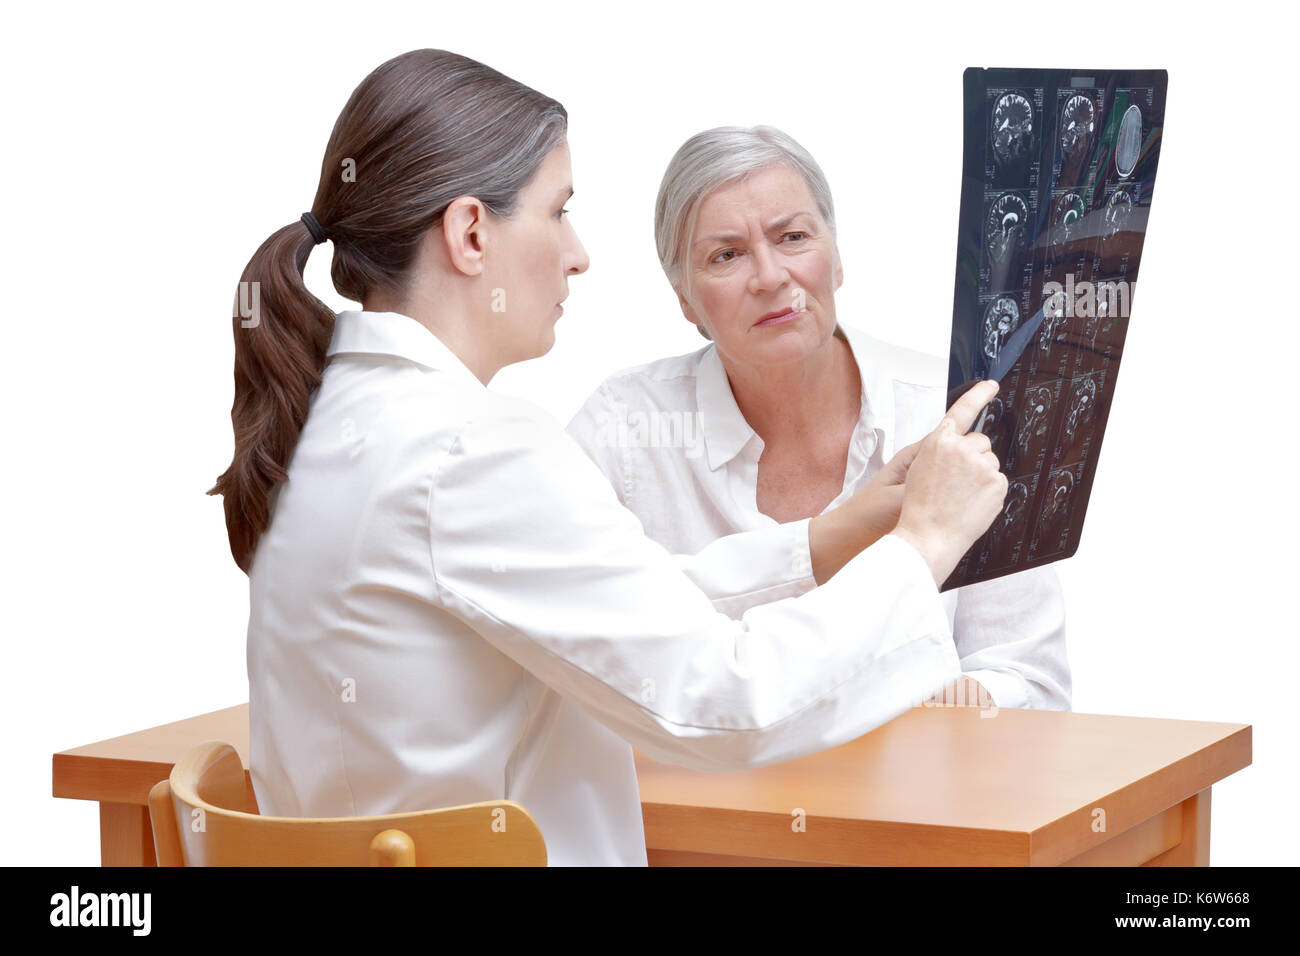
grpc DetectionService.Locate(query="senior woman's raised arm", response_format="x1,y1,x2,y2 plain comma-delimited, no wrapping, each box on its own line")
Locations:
431,384,1002,773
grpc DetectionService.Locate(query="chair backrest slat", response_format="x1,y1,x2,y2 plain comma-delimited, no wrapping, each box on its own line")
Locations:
148,741,546,866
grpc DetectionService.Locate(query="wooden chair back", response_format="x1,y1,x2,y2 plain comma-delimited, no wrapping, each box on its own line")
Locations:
147,741,546,866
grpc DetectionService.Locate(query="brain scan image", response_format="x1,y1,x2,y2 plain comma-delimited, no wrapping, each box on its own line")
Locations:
1116,104,1143,177
1049,192,1086,245
1016,386,1053,455
1040,289,1067,351
1060,95,1096,157
979,397,1005,436
977,394,1020,465
1064,377,1097,442
992,92,1035,164
998,481,1029,535
982,296,1020,362
1041,470,1075,527
1094,288,1122,343
1102,187,1135,241
986,480,1030,552
1070,292,1106,351
986,193,1029,264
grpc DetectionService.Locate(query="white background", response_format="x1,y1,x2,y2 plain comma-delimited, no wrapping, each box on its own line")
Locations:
3,0,1293,865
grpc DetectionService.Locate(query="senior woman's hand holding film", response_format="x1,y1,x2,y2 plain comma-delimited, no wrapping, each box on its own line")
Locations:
807,379,1005,586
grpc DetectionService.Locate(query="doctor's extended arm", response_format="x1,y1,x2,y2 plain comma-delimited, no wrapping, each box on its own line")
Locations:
429,384,1004,772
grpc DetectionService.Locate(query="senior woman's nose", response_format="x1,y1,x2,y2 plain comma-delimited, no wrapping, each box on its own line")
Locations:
746,240,790,294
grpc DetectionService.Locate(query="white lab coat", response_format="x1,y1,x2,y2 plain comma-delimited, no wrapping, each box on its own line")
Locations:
565,322,1071,711
247,310,961,866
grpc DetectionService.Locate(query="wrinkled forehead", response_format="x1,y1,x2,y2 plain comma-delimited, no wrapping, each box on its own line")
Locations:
692,165,821,231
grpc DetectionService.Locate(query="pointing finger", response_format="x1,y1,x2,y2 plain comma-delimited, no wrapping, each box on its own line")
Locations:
943,379,1000,435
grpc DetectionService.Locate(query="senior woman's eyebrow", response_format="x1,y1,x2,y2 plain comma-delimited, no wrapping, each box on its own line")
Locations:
695,211,814,246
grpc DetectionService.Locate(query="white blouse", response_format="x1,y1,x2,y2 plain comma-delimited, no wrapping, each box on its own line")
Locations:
566,322,1071,713
246,310,962,866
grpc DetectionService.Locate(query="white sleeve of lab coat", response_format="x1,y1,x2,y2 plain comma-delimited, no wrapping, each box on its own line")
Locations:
428,404,961,773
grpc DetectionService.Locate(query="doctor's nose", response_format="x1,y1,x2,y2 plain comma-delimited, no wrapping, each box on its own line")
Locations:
565,230,590,276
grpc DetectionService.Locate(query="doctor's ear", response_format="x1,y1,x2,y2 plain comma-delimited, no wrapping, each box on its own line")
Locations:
441,196,487,277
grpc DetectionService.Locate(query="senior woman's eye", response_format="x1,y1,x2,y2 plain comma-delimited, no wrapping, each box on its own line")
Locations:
710,249,739,264
782,231,807,242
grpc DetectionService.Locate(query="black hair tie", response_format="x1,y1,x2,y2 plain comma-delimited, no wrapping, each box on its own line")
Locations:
301,211,329,245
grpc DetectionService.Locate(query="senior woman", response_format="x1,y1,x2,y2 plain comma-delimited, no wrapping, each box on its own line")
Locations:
567,126,1070,711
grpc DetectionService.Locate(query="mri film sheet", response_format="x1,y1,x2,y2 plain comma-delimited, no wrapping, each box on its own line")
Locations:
942,67,1167,591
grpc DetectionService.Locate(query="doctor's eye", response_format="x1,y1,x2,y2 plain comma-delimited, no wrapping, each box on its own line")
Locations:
555,207,570,220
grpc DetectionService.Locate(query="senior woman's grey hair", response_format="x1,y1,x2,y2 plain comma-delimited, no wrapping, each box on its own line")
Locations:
654,125,837,340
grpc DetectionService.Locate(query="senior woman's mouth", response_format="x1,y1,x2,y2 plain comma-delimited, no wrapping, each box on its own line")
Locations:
754,307,803,328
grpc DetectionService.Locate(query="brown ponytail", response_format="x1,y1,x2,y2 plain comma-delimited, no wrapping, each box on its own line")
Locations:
208,49,568,573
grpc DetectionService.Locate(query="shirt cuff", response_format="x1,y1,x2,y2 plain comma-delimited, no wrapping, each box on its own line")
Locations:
690,518,818,620
882,532,938,592
790,516,815,583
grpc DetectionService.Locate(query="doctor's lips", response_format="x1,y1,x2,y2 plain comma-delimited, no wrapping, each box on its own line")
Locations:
754,306,803,328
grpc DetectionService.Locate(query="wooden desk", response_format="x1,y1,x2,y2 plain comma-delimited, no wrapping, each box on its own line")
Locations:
53,703,1250,866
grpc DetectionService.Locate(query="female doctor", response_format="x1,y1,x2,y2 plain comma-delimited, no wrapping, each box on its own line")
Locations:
209,49,1007,866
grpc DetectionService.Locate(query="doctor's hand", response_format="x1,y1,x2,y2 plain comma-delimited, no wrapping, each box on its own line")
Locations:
892,380,1008,587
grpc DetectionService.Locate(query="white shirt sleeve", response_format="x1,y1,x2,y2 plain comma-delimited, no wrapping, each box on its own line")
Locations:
565,384,818,615
428,404,961,773
951,565,1072,710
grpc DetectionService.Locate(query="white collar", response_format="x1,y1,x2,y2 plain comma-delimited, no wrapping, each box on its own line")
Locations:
326,310,483,388
695,322,894,471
